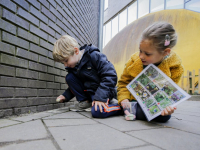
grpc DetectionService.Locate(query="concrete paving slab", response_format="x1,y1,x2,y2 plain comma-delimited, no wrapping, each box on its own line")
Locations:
127,128,200,150
43,118,97,127
154,118,200,135
43,112,86,119
49,124,147,150
128,145,162,150
0,140,56,150
78,111,92,118
0,120,48,142
172,113,200,124
0,119,20,128
45,107,70,114
10,112,53,122
94,116,162,132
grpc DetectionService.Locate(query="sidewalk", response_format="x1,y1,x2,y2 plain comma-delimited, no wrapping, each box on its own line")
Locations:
0,100,200,150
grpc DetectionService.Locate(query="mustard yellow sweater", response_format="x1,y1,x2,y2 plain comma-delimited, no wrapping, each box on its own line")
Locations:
117,51,184,105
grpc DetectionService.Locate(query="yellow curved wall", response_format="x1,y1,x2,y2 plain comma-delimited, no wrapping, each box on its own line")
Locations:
103,9,200,83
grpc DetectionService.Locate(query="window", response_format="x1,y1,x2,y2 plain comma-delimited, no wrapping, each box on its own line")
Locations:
138,0,149,18
166,0,184,9
119,9,127,31
105,21,111,46
104,0,108,10
128,2,137,24
185,0,200,12
112,15,119,37
151,0,164,12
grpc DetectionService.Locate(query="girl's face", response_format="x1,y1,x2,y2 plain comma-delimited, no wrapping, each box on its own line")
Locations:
139,40,168,66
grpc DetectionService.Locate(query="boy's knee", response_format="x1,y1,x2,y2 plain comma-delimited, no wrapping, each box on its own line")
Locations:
65,73,74,84
91,106,104,118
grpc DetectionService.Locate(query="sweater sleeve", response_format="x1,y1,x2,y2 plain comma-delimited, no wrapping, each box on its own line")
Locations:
170,64,184,84
117,59,134,105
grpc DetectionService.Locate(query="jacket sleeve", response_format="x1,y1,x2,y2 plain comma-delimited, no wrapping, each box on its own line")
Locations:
62,88,75,102
170,64,184,84
91,51,117,103
117,59,134,105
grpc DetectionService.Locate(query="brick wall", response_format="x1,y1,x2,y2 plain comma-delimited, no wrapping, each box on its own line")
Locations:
0,0,100,117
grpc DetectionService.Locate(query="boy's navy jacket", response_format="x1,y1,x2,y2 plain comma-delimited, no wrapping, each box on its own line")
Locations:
62,44,117,103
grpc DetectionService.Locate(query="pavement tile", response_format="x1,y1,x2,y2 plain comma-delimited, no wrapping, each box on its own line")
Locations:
94,116,162,132
48,124,147,150
43,112,86,119
45,107,70,114
0,119,20,128
78,111,92,118
10,112,53,122
0,120,48,142
127,128,200,150
0,140,56,150
128,145,162,150
172,113,200,124
43,118,97,127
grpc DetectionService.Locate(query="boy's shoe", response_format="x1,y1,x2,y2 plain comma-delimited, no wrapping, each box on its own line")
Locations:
69,101,92,112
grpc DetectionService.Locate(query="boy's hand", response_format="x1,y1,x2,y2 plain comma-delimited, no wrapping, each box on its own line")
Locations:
161,106,177,116
121,99,130,108
92,101,107,113
56,95,66,103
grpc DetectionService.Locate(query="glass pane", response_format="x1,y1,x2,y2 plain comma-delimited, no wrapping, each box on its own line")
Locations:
185,0,200,12
166,0,184,9
103,25,105,48
104,0,108,10
128,2,137,24
105,21,111,46
112,16,119,37
138,0,149,18
119,9,127,31
151,0,164,12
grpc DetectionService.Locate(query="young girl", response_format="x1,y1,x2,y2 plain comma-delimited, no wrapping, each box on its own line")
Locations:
117,22,184,122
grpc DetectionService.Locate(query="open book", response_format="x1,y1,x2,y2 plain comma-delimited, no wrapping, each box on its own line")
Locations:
126,64,191,121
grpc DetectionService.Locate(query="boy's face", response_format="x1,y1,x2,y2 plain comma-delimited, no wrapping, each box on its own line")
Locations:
62,48,80,68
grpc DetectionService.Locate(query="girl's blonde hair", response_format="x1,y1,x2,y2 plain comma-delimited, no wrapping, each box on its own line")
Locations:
53,35,79,62
141,22,177,52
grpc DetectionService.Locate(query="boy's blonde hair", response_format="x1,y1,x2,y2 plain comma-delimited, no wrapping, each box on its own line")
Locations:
53,35,79,62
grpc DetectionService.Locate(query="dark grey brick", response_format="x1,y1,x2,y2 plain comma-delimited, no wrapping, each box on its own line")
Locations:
27,80,46,88
0,64,15,76
30,6,48,24
40,0,50,9
60,70,67,77
17,7,39,26
0,0,16,13
61,83,68,90
55,32,61,39
16,48,38,62
49,20,62,34
15,88,37,97
16,68,38,79
37,105,48,112
56,0,63,7
27,97,52,106
2,9,29,30
0,98,27,109
41,5,56,22
49,4,62,21
0,109,13,118
2,31,29,49
14,106,37,115
38,89,54,96
46,104,53,110
48,51,54,59
48,66,60,75
55,76,65,83
48,0,56,8
56,18,68,32
53,103,64,109
29,61,47,72
40,22,55,37
0,41,15,55
0,76,27,87
0,19,16,34
53,89,65,96
47,97,57,104
30,43,48,56
39,55,54,66
30,24,48,40
1,53,28,68
0,87,14,98
39,72,54,81
40,38,54,51
26,0,40,9
57,5,66,19
47,82,60,89
13,0,29,11
48,35,56,44
18,28,39,44
54,62,65,70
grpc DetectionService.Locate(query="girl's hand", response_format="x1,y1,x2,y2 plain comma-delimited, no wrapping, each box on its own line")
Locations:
121,99,130,108
56,95,66,103
161,106,177,116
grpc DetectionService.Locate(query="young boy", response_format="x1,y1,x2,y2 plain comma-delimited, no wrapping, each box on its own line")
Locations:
53,35,121,118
